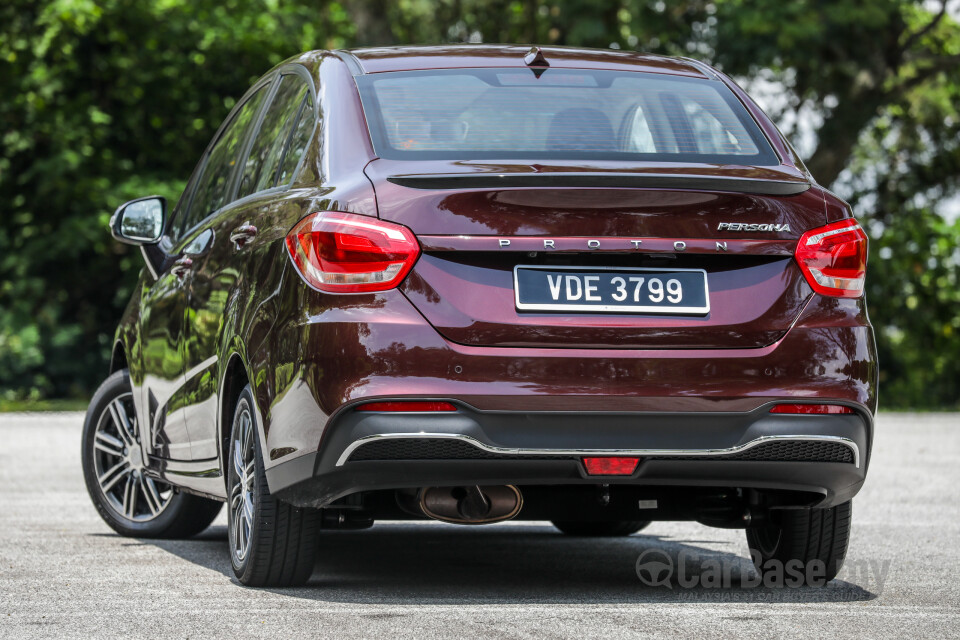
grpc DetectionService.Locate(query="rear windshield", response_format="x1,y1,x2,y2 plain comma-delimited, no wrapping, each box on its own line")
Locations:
355,68,778,165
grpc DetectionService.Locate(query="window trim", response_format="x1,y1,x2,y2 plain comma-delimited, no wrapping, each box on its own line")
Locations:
168,63,318,254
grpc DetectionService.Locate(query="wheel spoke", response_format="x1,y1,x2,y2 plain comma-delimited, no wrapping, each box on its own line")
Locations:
244,461,255,490
243,493,254,524
94,431,125,457
240,510,251,555
98,459,130,493
141,477,162,515
108,399,137,446
233,510,241,551
239,519,247,558
229,483,243,508
242,413,252,457
122,476,138,518
233,441,244,479
234,506,248,560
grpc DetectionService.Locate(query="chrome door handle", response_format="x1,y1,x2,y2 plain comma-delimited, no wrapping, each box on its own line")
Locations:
230,223,258,248
171,256,193,279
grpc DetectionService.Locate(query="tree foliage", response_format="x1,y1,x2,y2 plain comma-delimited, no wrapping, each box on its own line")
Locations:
1,0,958,408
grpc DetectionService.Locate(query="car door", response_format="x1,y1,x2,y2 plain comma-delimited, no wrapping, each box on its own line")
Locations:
181,69,315,460
149,79,269,461
138,246,193,460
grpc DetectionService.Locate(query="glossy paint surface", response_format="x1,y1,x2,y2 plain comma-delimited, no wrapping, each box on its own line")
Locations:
108,46,878,502
365,159,827,350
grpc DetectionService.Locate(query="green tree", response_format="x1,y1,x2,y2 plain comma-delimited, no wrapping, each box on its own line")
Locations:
344,0,960,409
0,0,345,401
2,0,958,408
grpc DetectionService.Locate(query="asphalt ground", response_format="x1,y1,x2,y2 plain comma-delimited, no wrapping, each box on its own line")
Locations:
1,411,958,638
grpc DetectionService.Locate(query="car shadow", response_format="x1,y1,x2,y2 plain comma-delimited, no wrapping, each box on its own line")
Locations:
120,522,878,604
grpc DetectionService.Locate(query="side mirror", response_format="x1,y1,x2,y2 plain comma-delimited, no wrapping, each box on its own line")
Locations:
110,196,166,245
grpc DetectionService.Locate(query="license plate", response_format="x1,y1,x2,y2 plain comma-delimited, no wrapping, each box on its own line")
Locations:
513,265,710,314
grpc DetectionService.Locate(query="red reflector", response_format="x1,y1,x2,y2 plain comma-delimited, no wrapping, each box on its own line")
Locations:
582,457,640,476
770,404,854,414
354,401,457,412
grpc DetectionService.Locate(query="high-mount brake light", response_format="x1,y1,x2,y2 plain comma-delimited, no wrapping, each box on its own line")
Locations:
581,457,640,476
795,218,868,298
354,401,458,412
770,404,855,415
285,211,420,293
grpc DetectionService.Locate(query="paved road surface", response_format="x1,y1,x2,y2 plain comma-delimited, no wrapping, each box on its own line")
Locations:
1,412,958,638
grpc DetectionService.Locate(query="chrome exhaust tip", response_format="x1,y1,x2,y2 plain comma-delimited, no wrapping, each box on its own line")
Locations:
418,485,523,525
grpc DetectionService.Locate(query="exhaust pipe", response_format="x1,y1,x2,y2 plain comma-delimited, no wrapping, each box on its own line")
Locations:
417,485,523,525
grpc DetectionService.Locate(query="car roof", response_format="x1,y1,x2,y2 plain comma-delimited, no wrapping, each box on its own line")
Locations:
338,45,711,78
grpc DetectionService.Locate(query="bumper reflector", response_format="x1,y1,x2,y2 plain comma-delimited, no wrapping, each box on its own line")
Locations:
770,404,854,414
582,457,640,476
355,401,457,412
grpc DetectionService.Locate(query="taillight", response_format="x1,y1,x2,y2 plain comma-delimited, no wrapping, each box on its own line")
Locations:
285,211,420,293
354,401,457,412
582,457,640,476
770,404,854,414
795,218,867,298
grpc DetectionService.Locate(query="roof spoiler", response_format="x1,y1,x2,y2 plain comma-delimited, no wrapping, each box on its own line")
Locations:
386,172,810,196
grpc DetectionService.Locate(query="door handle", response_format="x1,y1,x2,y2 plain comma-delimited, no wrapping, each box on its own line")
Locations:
230,223,258,248
171,256,193,279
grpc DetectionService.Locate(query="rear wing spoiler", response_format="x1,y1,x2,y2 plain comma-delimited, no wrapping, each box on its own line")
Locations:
386,172,810,196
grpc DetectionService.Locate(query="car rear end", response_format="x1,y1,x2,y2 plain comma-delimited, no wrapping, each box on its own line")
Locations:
267,52,877,542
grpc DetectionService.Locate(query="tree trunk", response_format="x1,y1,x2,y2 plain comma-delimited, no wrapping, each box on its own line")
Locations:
346,0,396,47
805,89,887,187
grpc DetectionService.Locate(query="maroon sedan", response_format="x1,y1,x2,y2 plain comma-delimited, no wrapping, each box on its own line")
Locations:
82,45,877,587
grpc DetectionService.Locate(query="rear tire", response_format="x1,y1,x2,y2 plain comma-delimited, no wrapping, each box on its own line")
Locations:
228,384,320,587
81,369,222,539
551,520,651,536
746,500,852,586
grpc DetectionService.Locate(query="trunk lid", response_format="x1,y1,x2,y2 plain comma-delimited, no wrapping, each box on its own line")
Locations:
366,160,825,350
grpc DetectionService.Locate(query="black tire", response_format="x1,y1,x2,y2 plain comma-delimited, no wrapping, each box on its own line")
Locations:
227,384,320,587
746,500,852,586
551,520,651,536
82,369,222,539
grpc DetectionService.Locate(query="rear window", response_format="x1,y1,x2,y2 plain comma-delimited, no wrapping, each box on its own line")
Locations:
355,68,778,165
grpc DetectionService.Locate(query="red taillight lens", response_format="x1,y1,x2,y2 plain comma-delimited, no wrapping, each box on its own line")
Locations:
770,404,854,414
795,218,868,298
285,211,420,293
354,401,457,412
582,457,640,476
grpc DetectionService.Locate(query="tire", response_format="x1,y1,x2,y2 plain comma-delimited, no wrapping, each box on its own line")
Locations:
82,369,222,539
227,384,320,587
746,500,852,586
551,520,651,536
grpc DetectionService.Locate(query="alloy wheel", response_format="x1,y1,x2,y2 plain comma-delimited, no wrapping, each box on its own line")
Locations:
229,404,256,564
92,392,173,521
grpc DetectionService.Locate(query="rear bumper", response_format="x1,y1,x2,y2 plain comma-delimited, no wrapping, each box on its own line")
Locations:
268,402,870,510
257,286,877,512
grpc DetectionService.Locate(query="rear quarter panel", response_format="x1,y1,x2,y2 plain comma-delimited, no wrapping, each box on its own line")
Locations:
234,54,380,473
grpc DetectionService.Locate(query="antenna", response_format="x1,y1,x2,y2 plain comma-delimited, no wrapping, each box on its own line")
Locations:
523,46,550,78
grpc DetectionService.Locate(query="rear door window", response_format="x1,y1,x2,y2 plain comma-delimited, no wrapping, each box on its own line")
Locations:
178,86,267,237
276,92,315,185
236,74,310,199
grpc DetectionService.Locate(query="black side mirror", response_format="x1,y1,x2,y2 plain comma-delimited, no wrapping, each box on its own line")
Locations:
110,196,166,245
